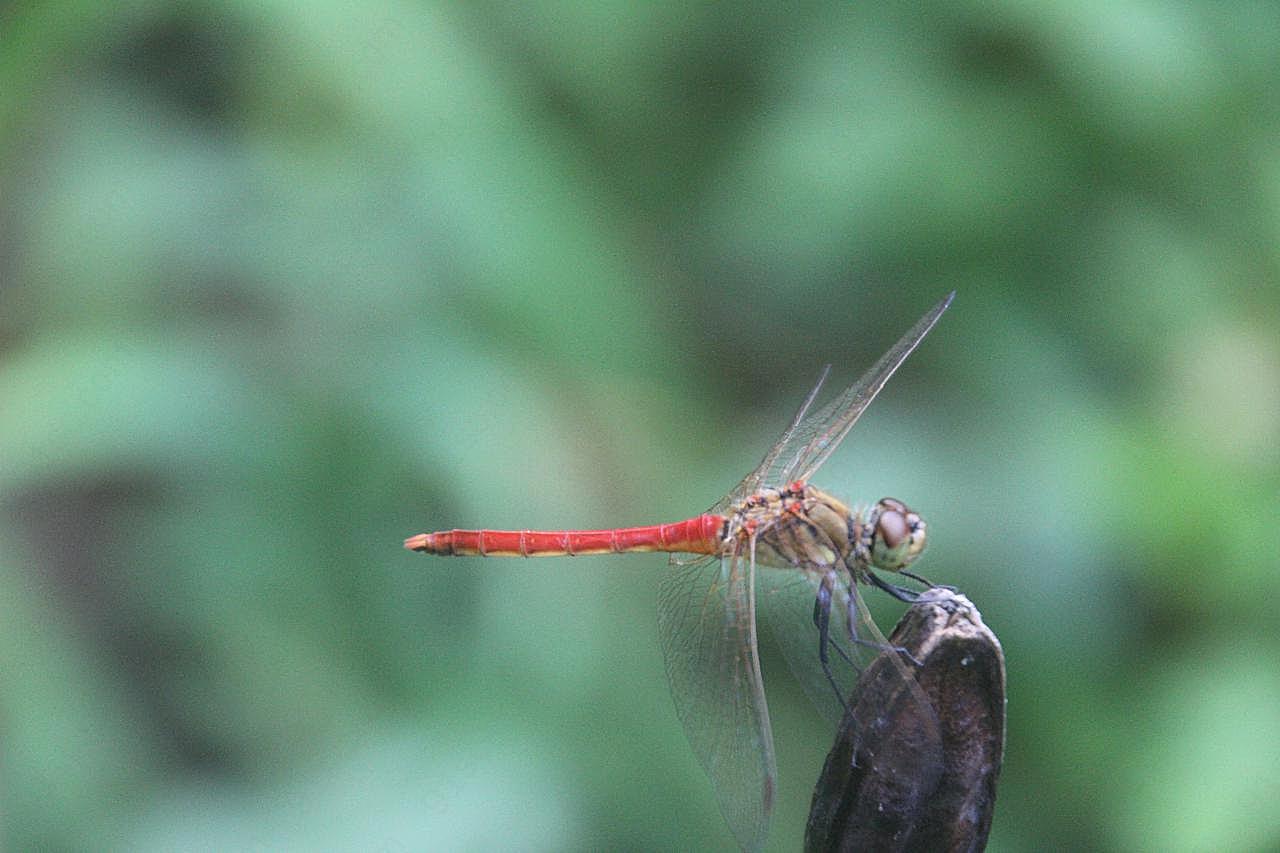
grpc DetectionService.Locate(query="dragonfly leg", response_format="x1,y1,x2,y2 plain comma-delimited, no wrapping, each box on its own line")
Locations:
898,569,932,587
865,568,924,603
899,568,957,593
813,571,851,715
852,573,926,666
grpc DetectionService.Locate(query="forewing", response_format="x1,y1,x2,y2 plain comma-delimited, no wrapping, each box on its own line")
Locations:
782,291,953,485
723,365,831,507
725,292,953,499
658,549,775,852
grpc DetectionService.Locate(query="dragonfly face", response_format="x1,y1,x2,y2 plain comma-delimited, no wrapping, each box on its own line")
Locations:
865,497,928,572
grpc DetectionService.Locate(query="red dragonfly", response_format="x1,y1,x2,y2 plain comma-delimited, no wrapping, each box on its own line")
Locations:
406,293,954,851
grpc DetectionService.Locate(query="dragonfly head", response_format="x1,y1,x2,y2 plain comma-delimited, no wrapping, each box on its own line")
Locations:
867,497,927,572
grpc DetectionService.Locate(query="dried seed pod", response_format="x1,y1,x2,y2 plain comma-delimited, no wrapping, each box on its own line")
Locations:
806,589,1005,853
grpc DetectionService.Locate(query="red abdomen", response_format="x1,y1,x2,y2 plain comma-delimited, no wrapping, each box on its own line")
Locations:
404,514,725,557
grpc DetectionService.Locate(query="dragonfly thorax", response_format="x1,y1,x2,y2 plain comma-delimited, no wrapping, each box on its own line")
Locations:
722,484,856,571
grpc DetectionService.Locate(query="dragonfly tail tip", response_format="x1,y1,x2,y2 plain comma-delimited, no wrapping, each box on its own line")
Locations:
404,534,430,551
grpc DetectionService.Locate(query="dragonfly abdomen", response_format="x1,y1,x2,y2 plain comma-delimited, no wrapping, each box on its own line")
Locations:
405,514,725,557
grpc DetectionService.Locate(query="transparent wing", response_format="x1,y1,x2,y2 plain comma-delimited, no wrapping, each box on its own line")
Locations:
719,365,832,508
657,548,774,853
726,292,954,501
755,564,944,783
754,565,870,725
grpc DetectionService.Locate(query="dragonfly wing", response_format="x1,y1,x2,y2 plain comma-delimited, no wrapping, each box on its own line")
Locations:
724,365,831,506
842,576,944,776
783,291,953,485
754,565,868,725
724,292,953,500
755,565,944,783
658,549,774,852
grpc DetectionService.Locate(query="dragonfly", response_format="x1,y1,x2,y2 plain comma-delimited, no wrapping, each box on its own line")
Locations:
405,292,954,851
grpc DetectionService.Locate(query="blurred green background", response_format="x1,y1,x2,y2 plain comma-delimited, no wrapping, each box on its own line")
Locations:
2,2,1278,850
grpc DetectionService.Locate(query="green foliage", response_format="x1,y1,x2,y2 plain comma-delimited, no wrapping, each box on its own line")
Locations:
2,2,1278,850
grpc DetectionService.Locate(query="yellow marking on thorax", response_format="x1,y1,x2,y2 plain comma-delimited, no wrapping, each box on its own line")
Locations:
729,484,858,570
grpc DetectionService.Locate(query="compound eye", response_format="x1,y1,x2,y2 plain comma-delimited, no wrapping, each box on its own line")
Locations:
879,497,907,514
876,509,908,549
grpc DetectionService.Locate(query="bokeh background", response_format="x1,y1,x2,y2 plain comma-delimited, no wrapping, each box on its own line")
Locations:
3,2,1278,850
